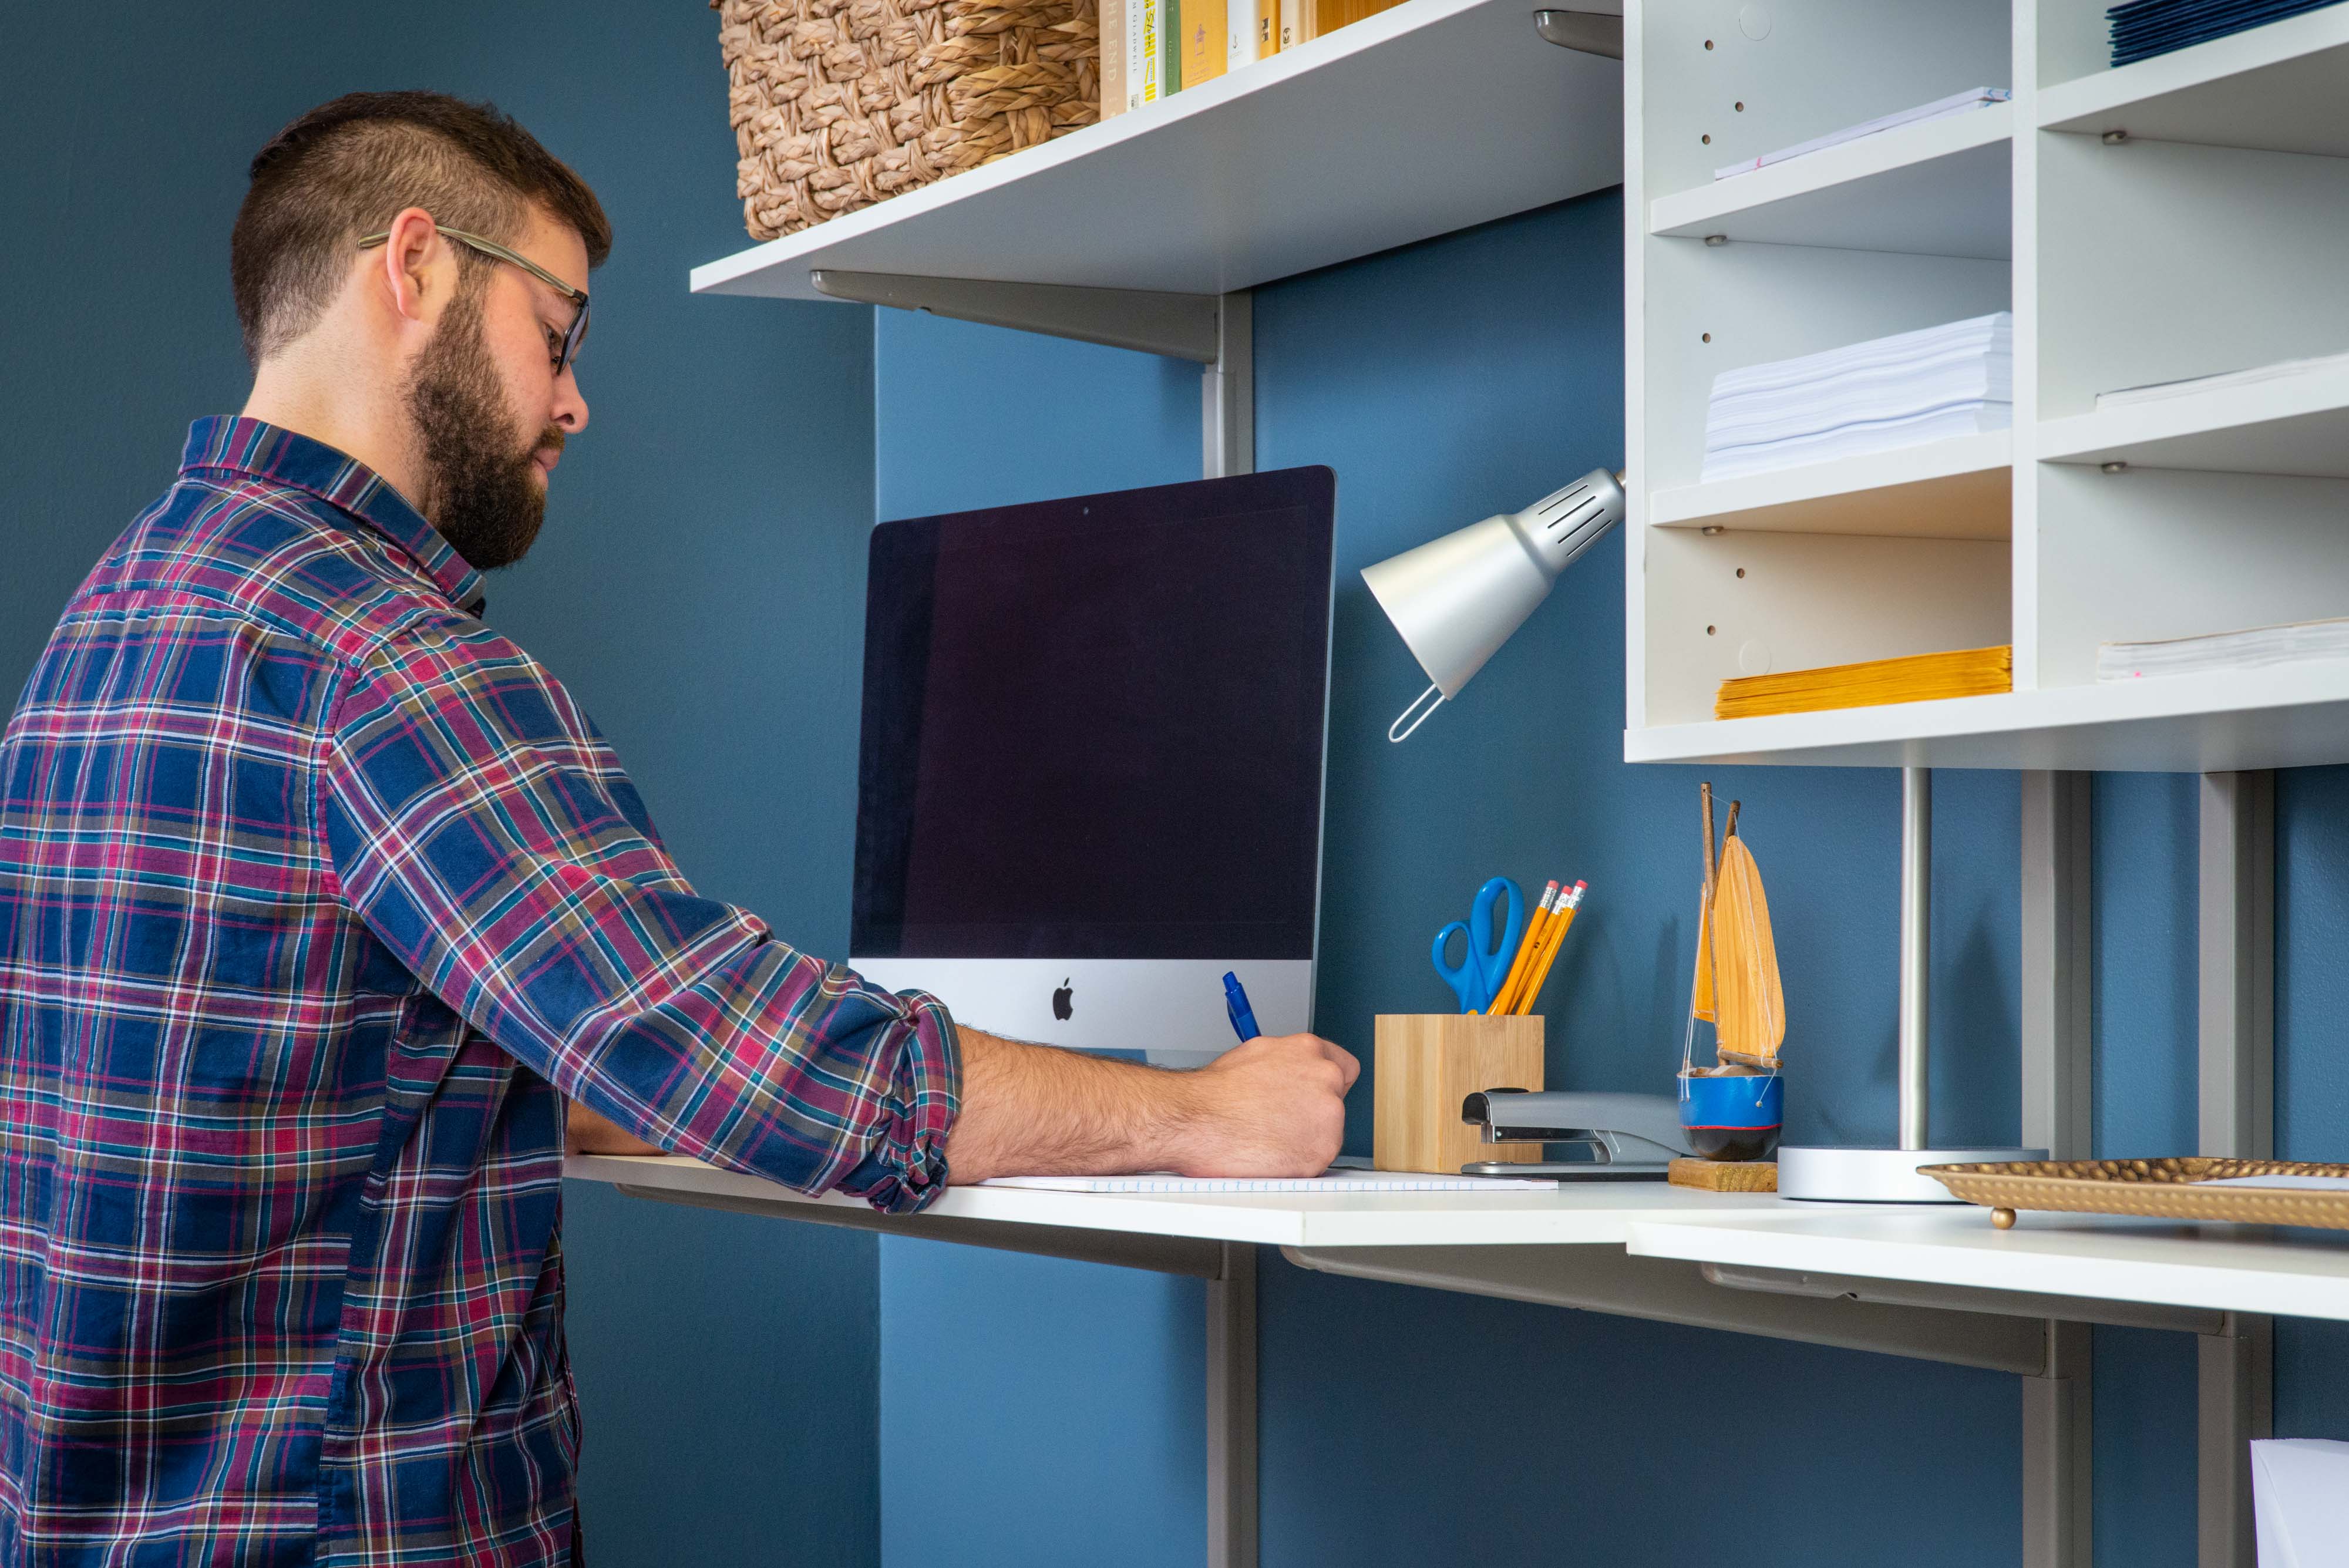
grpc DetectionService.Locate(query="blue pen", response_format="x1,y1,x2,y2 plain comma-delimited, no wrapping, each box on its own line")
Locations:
1223,971,1261,1042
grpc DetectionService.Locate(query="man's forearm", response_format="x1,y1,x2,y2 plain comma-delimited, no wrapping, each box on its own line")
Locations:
942,1027,1356,1185
940,1030,1200,1184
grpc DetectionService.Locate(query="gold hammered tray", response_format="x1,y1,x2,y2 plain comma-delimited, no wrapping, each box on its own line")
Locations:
1922,1158,2349,1230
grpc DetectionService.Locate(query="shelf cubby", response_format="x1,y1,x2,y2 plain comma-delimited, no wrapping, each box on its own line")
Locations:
2038,358,2349,477
2037,0,2349,155
1647,100,2013,259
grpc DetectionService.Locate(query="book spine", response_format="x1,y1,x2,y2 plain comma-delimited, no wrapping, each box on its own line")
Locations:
1227,0,1250,72
1133,0,1153,105
1100,0,1128,117
1165,0,1183,93
1256,0,1278,57
1187,0,1226,87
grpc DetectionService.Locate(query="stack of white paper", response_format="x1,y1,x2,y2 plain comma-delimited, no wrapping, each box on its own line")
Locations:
2097,617,2349,683
2251,1439,2349,1567
1701,313,2013,483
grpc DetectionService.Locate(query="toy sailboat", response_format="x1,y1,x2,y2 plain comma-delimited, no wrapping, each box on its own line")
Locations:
1690,783,1784,1071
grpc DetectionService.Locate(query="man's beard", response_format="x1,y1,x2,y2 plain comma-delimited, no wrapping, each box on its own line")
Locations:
402,287,561,573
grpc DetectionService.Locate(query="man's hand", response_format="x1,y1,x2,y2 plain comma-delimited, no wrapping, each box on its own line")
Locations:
566,1099,665,1157
1165,1032,1357,1177
943,1027,1358,1185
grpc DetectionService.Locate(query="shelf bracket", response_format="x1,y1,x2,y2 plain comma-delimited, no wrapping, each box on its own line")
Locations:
810,268,1224,364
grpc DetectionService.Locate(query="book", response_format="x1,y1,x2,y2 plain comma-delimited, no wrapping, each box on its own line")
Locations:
980,1170,1558,1192
1184,0,1227,89
1128,0,1147,108
1278,0,1313,49
1714,88,2010,181
1715,645,2013,720
1140,0,1173,102
2098,617,2349,682
1311,0,1406,34
1101,0,1129,117
2096,347,2349,409
1256,0,1280,58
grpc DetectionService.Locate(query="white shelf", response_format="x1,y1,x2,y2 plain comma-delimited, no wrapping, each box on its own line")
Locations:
2040,361,2349,478
1628,1204,2349,1324
565,1154,1776,1249
1624,658,2349,772
1649,432,2011,539
688,0,1623,303
1648,102,2012,260
2039,4,2349,159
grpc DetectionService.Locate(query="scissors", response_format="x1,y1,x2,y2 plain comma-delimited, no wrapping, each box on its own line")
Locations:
1430,876,1525,1014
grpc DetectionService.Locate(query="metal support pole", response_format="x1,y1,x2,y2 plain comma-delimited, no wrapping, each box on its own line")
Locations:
2021,772,2094,1161
1899,766,1933,1150
2197,771,2275,1568
2020,772,2095,1568
1203,298,1257,1567
1202,292,1254,481
1206,1242,1258,1568
2024,1321,2095,1568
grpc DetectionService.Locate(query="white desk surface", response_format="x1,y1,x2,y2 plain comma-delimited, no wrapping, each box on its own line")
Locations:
1628,1205,2349,1323
571,1155,2349,1320
563,1155,1778,1249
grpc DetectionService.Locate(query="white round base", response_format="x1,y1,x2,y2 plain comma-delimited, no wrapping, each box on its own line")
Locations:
1778,1145,2046,1204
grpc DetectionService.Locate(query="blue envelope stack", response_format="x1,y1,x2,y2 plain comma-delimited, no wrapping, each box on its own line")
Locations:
2107,0,2346,66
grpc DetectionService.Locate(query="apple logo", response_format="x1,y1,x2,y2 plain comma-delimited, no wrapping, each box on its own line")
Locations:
1052,978,1073,1022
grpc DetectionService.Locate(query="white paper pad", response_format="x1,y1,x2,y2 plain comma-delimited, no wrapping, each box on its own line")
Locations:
2098,618,2349,684
2200,1175,2349,1192
2251,1439,2349,1567
1714,88,2011,181
980,1170,1557,1193
2098,348,2349,409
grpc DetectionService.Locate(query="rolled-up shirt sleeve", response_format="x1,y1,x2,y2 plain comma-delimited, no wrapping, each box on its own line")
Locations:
318,617,958,1213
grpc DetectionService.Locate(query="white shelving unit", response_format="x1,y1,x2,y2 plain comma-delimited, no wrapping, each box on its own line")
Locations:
690,0,1624,304
1623,0,2349,772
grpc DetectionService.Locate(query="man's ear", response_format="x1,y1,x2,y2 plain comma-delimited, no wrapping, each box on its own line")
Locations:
375,206,447,330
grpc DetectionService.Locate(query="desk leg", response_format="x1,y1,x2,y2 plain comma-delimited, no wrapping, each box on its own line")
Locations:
1206,1241,1258,1568
2023,1321,2093,1568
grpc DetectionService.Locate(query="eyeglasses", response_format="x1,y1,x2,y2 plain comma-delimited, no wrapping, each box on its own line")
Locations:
358,224,590,376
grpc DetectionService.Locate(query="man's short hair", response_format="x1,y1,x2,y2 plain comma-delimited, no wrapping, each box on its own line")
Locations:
232,91,612,364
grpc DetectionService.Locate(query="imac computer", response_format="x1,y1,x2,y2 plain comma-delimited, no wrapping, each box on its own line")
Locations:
849,466,1335,1066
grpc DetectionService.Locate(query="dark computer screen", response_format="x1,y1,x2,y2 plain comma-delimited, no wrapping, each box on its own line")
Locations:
852,467,1335,960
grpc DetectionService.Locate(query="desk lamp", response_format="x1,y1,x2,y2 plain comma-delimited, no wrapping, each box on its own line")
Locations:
1362,467,1626,741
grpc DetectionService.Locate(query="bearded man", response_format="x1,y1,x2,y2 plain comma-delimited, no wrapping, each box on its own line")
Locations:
0,92,1354,1567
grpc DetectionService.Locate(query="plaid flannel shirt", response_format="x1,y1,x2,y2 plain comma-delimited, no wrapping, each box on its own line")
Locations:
0,418,960,1566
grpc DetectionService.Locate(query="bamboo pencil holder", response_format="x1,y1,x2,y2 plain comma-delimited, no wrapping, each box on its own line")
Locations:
1373,1014,1545,1175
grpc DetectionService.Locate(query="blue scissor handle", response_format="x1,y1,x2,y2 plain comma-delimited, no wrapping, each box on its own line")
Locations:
1430,876,1525,1012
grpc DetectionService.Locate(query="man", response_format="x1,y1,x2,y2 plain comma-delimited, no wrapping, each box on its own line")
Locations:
0,92,1355,1566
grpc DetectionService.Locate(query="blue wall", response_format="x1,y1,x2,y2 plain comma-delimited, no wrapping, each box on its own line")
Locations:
3,6,883,1564
872,194,2050,1568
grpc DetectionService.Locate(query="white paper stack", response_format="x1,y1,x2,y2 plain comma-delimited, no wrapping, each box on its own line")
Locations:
1701,313,2013,483
2250,1439,2349,1568
2098,617,2349,682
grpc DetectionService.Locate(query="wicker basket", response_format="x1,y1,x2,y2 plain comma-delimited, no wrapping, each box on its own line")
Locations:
715,0,1099,240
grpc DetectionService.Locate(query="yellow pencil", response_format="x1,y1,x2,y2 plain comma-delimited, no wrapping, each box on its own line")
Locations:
1488,880,1557,1016
1513,880,1585,1014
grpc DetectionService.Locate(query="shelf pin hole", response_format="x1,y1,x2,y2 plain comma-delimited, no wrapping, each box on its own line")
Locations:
1704,38,1713,49
1702,331,1712,343
1707,625,1717,636
1735,567,1745,578
1701,133,1712,144
1734,100,1745,112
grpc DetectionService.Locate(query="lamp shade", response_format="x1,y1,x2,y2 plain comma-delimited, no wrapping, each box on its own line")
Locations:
1363,466,1626,739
